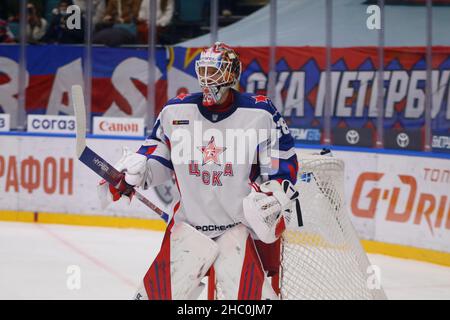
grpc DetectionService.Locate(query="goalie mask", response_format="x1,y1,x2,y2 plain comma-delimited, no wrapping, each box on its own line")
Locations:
195,42,242,107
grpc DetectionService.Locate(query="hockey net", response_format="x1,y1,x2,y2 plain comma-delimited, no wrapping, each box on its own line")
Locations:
279,153,386,300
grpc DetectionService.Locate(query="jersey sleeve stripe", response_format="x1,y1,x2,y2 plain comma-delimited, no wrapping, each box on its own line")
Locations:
137,145,157,156
147,155,174,170
149,119,161,139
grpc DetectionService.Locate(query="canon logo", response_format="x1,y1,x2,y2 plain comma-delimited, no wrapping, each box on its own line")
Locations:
99,121,139,133
92,116,144,137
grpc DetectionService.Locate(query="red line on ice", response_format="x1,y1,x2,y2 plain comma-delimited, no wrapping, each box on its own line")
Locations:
37,224,137,289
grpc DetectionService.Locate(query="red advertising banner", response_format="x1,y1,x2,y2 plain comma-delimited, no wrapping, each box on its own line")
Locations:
1,45,449,134
169,46,450,133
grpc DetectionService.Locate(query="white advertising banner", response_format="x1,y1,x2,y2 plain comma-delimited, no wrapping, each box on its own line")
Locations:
0,114,10,132
0,134,449,253
297,148,450,253
92,116,145,137
343,151,449,253
0,135,176,220
27,115,76,134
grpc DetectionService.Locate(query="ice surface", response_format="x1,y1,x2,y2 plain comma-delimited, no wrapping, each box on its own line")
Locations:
0,221,449,300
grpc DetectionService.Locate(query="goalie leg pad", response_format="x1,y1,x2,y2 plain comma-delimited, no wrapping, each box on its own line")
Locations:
212,224,279,300
138,222,219,300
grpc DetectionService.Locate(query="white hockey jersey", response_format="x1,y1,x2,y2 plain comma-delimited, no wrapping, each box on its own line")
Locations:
137,90,298,238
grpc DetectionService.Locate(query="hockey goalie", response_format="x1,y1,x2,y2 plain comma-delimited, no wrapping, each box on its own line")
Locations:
98,42,300,300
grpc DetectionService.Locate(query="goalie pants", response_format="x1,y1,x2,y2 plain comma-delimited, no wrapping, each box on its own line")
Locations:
134,221,279,300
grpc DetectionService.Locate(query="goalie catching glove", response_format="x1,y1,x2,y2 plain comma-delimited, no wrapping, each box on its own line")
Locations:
243,180,301,244
97,147,150,207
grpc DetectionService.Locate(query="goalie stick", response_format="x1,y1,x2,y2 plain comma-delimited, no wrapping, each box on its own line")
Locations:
71,85,170,223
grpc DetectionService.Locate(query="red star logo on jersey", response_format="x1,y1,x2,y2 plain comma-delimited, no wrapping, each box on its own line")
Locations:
176,93,190,100
198,136,226,165
252,95,269,104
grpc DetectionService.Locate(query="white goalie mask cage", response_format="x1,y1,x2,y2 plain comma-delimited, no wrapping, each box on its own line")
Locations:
195,42,242,105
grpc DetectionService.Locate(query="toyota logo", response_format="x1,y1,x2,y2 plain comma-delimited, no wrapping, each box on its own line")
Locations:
396,132,410,148
346,130,360,145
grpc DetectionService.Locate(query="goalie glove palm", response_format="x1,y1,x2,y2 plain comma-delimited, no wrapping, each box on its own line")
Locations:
243,180,300,244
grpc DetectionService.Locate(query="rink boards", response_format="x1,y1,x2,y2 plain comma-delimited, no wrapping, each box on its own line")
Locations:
0,133,449,266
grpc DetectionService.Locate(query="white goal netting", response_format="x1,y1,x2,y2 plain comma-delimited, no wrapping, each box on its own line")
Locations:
279,153,386,300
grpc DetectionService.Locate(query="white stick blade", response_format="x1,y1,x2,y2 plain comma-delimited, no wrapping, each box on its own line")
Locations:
71,85,87,158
